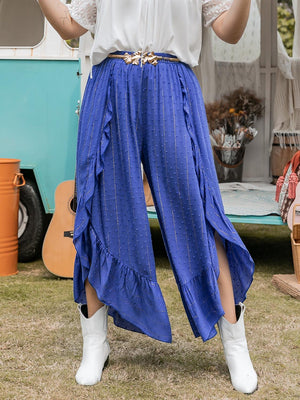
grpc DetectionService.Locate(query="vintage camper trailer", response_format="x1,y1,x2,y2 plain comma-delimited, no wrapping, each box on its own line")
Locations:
0,0,80,261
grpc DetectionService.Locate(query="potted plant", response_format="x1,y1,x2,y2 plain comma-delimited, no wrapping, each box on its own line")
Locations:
205,88,264,182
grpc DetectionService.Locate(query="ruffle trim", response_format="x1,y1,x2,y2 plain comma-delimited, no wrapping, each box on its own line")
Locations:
73,224,172,343
178,66,255,309
73,69,172,343
74,73,113,240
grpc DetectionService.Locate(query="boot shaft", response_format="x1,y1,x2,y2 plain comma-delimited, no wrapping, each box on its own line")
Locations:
78,304,108,339
218,302,246,342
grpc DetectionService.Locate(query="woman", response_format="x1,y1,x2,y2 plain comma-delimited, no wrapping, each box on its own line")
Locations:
38,0,257,394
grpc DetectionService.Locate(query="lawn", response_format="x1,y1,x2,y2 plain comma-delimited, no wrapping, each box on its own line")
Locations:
0,223,299,400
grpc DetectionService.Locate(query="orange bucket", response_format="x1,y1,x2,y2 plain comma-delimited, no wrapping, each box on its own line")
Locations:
0,159,25,276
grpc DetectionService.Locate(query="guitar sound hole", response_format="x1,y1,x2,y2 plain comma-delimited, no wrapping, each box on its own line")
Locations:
70,197,77,213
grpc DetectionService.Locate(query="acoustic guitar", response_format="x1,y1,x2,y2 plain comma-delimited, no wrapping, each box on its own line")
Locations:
42,180,77,278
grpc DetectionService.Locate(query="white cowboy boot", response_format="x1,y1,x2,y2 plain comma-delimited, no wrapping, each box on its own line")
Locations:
75,304,110,386
217,302,258,394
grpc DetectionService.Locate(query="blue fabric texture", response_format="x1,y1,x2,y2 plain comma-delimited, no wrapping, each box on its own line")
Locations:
73,54,255,343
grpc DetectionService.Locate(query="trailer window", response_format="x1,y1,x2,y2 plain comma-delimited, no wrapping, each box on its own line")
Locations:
0,0,44,47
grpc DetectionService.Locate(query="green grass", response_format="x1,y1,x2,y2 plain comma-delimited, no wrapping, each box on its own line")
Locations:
0,223,299,400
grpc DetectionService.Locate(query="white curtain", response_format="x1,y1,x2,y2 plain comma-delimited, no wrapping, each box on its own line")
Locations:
293,0,299,58
212,0,260,63
192,26,216,103
193,0,261,102
273,0,300,133
212,0,261,99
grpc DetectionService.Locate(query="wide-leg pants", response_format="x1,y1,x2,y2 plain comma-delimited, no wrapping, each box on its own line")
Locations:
73,53,255,343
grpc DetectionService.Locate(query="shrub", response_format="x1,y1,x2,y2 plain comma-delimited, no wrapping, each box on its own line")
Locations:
277,1,295,57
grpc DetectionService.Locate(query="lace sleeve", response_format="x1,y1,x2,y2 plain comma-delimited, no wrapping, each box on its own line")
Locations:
66,0,97,34
202,0,233,27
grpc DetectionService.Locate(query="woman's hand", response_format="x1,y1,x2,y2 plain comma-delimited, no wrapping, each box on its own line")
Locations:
212,0,252,44
38,0,87,40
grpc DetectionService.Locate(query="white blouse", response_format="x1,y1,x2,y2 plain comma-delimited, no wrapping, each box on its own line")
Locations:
67,0,233,67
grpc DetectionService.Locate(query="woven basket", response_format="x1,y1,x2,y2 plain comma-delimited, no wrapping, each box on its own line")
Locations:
290,233,300,283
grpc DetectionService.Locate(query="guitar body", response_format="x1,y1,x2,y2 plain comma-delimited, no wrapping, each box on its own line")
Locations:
287,183,300,232
42,180,76,278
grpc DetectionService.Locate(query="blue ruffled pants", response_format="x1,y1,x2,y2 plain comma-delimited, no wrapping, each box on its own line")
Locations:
73,54,255,343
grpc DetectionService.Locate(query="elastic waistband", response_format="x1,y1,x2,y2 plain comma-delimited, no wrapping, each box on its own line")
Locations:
107,50,180,66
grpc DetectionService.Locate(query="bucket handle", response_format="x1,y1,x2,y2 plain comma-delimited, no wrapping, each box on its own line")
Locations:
213,147,244,169
13,173,26,187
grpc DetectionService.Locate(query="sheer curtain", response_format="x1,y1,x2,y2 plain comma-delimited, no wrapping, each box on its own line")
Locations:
273,0,300,134
194,0,261,103
192,26,216,103
212,0,261,99
293,0,299,58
